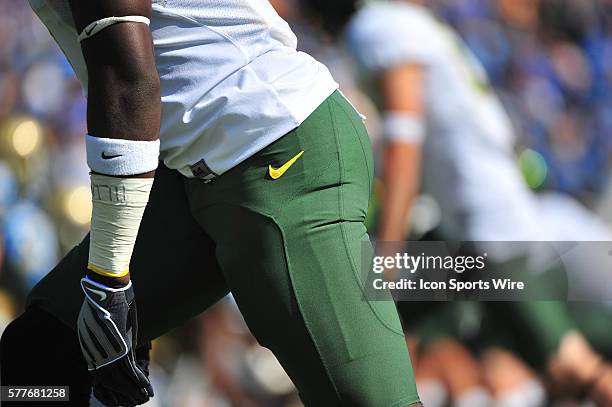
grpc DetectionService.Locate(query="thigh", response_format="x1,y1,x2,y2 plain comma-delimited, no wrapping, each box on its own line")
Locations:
190,92,420,406
205,207,419,407
26,165,229,343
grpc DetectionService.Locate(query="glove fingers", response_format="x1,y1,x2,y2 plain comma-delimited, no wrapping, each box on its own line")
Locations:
135,342,152,375
125,351,153,391
110,390,141,407
93,384,120,406
93,356,151,405
94,379,148,407
134,343,154,397
95,386,140,407
94,387,146,407
132,363,155,398
123,308,153,398
128,303,139,345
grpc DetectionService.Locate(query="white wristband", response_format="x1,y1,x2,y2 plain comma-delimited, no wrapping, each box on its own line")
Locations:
382,111,426,144
86,134,160,176
88,174,154,277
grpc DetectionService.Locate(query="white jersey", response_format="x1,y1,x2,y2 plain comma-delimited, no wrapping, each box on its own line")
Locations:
29,0,338,177
346,2,547,244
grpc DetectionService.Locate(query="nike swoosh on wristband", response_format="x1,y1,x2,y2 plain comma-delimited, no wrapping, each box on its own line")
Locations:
85,24,97,37
101,152,122,160
268,150,304,180
86,287,107,302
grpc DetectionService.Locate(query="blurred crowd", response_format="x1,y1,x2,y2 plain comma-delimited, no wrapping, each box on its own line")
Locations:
0,0,91,322
1,0,611,406
435,0,612,198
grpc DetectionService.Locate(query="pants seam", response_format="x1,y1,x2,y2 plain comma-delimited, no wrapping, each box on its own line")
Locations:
264,211,344,405
329,97,405,337
328,94,346,221
332,96,373,196
321,99,348,402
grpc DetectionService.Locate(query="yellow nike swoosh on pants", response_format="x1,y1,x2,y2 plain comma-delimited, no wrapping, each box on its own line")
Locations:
268,150,304,180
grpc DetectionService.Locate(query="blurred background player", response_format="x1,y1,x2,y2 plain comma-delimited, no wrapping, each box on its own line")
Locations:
300,0,612,405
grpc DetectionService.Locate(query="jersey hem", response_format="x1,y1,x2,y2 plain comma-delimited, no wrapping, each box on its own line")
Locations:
175,82,339,178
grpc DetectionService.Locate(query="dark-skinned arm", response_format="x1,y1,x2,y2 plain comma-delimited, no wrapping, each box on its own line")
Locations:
68,2,159,406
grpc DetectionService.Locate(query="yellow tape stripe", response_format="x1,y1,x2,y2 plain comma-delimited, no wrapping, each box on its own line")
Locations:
87,264,130,278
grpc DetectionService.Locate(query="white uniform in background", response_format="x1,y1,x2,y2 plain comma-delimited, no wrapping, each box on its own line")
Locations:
28,0,338,178
345,2,611,257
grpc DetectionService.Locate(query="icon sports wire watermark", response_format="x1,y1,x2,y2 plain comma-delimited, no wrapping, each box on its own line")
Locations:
361,241,612,301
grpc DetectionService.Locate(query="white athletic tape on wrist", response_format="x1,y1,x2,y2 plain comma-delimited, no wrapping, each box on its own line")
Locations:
382,111,425,144
86,134,160,176
78,16,150,42
88,174,154,277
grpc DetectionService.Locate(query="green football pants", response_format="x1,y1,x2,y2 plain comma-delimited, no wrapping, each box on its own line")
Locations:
27,91,420,407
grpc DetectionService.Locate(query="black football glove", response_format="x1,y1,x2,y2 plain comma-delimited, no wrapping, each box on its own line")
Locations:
77,277,154,406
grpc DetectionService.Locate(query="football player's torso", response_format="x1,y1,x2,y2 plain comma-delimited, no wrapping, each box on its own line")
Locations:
29,0,338,177
30,0,299,83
